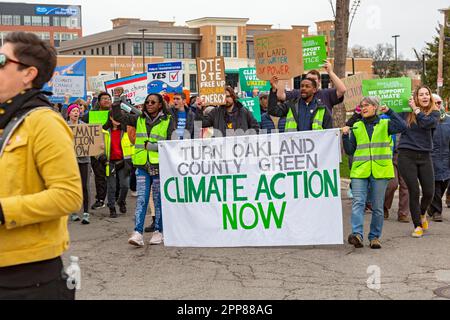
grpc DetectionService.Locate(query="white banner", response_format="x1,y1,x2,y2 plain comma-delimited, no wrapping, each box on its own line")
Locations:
88,74,115,92
52,75,85,98
159,130,344,248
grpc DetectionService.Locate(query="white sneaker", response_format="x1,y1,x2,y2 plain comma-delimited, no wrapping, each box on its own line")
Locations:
149,231,164,245
128,232,145,247
131,191,138,197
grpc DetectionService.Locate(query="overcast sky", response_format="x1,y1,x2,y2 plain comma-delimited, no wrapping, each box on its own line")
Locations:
5,0,450,59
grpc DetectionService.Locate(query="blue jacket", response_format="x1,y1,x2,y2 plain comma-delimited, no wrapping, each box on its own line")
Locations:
432,116,450,181
260,113,286,134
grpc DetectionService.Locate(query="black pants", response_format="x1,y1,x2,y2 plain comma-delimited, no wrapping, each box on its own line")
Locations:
398,149,435,228
130,164,137,192
78,163,90,213
429,180,450,216
91,156,107,202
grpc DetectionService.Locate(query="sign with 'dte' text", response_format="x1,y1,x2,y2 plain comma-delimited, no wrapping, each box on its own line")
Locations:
69,124,104,157
363,77,412,113
197,57,227,106
239,98,262,123
159,130,344,247
254,30,304,81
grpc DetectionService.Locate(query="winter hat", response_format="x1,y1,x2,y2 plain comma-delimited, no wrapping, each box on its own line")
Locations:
67,104,81,116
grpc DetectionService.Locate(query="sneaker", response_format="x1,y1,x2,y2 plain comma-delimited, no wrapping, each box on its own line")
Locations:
348,234,364,248
149,231,164,245
421,215,429,231
412,227,424,238
81,213,90,225
128,232,145,247
109,207,118,219
370,239,382,250
119,202,127,214
432,213,443,222
144,220,155,233
91,200,105,210
397,215,410,223
70,214,81,222
131,191,138,197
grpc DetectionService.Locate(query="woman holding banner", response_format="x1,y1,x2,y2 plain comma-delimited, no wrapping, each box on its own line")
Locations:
343,97,407,249
111,93,174,247
67,104,91,225
398,86,440,238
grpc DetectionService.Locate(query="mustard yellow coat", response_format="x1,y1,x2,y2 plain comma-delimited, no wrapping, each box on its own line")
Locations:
0,109,82,268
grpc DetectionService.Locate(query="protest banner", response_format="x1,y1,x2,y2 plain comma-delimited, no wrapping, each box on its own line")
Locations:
363,77,412,113
302,35,328,71
239,68,271,93
105,73,148,106
254,30,303,81
197,56,227,106
159,129,344,247
239,97,262,123
69,124,104,157
88,74,115,92
52,75,85,98
44,58,86,104
341,72,371,112
89,111,109,126
147,62,183,94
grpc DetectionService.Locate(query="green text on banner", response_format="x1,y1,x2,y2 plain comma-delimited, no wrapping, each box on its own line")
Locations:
362,77,412,113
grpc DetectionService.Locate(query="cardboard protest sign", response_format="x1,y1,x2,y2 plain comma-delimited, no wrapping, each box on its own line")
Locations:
89,111,109,126
88,74,115,92
52,75,85,98
69,124,104,157
254,30,303,81
105,73,148,106
341,73,371,112
239,68,271,93
302,36,328,71
197,57,227,106
147,62,183,94
363,77,412,113
239,98,262,123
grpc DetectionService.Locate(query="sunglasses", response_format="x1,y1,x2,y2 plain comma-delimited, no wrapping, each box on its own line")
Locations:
0,53,31,69
145,100,158,105
436,101,443,105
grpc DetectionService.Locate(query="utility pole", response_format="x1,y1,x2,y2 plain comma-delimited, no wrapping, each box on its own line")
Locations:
138,28,148,74
392,35,400,63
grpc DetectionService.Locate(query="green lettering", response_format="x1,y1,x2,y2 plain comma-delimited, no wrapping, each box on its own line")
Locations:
222,204,238,230
233,175,248,202
309,171,324,198
256,175,272,201
207,176,222,202
287,172,303,199
303,172,309,199
239,203,259,230
324,170,339,197
164,177,177,203
217,175,232,202
175,177,185,203
258,202,286,229
188,177,206,203
270,173,286,200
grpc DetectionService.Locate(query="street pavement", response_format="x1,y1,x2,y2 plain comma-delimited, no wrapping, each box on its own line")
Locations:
66,179,450,300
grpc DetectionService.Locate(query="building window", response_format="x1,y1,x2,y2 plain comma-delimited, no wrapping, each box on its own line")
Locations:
118,44,121,55
96,48,99,55
32,16,42,26
24,16,31,26
175,42,184,59
53,16,60,27
91,49,94,55
122,43,126,55
53,33,60,47
164,42,172,58
247,42,254,59
217,35,237,58
189,74,197,93
1,15,13,25
42,16,50,27
13,15,21,26
102,47,105,55
83,50,86,55
109,45,112,56
187,43,196,59
145,42,154,56
133,41,142,56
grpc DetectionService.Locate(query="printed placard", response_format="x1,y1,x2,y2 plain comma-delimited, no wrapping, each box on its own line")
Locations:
105,73,148,106
239,68,271,93
239,97,262,123
363,78,412,113
147,62,183,94
302,36,328,71
52,75,85,98
197,57,227,106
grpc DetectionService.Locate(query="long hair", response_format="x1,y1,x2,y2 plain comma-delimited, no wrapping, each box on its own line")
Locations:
407,86,436,127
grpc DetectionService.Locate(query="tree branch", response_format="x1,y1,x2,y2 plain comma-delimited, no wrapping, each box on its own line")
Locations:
329,0,337,19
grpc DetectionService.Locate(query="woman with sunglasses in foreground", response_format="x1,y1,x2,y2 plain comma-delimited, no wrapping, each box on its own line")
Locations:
111,93,174,247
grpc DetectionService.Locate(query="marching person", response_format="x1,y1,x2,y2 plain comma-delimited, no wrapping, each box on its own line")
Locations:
343,97,407,249
427,99,450,222
269,78,333,132
398,86,440,238
0,32,82,299
111,93,174,247
67,104,91,225
169,92,196,140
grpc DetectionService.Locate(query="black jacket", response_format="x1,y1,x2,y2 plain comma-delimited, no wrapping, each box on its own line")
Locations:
195,101,260,137
268,90,333,130
168,106,196,139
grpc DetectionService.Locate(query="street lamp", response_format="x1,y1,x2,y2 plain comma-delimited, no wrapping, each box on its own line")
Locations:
138,28,148,74
392,35,400,63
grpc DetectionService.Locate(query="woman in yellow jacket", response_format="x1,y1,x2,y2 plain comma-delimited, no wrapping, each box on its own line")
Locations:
0,32,82,299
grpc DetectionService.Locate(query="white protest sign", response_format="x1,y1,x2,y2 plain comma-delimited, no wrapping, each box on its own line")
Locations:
159,130,344,248
105,73,148,106
52,75,85,97
88,74,115,92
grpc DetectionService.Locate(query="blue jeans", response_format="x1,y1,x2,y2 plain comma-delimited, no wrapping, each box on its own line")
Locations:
351,177,389,241
135,168,162,234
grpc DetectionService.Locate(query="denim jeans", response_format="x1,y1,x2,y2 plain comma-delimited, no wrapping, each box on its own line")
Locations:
351,176,389,241
135,168,162,234
107,161,130,208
